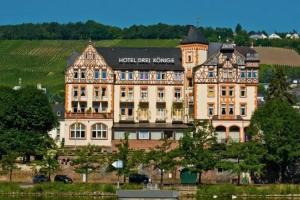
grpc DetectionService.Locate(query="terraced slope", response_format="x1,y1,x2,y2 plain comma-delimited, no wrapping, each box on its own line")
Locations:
254,46,300,66
0,39,180,94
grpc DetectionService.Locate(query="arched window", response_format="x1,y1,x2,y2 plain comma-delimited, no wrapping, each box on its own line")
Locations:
229,126,240,143
91,123,108,139
215,126,226,143
70,123,86,139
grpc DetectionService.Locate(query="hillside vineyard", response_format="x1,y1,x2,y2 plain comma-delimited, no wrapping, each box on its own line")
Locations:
52,26,259,149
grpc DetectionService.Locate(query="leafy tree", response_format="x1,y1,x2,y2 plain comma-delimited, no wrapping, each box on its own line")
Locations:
217,141,266,185
0,152,19,182
0,86,57,162
249,99,300,183
73,144,104,183
147,139,178,188
235,24,242,34
178,120,217,184
37,149,59,181
266,66,296,104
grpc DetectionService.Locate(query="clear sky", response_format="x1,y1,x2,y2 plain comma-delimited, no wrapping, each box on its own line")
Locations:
0,0,299,33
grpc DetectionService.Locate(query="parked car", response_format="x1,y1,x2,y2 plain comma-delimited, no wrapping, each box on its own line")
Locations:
54,175,73,183
129,173,149,184
32,174,49,183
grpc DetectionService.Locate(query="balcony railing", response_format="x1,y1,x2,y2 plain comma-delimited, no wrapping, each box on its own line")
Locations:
137,110,150,121
140,96,148,102
119,114,134,121
120,96,134,102
93,96,108,101
157,97,165,102
65,112,113,119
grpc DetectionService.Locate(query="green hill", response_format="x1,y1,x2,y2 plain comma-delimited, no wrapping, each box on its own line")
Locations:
0,39,180,95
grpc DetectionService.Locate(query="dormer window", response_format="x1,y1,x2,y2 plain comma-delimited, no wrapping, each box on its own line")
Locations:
157,71,166,80
74,70,78,79
128,71,134,80
208,70,214,78
140,71,149,80
120,71,126,80
81,70,86,79
94,70,99,79
102,70,107,80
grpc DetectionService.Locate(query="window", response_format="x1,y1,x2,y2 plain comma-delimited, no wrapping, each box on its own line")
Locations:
240,104,246,116
157,71,166,80
252,70,257,78
208,70,214,78
128,104,133,116
121,87,126,98
240,70,246,78
74,70,78,79
93,102,99,113
208,103,214,116
139,131,150,140
174,72,182,81
207,86,215,97
175,132,184,140
94,87,99,98
188,55,192,62
221,87,226,96
94,70,99,79
221,104,226,115
57,111,61,117
80,102,86,112
73,87,78,97
151,132,162,140
140,88,148,100
140,71,149,80
114,131,125,140
128,88,134,99
80,87,86,96
120,71,126,80
120,104,126,115
240,86,246,97
158,88,164,100
128,71,134,80
70,123,85,139
164,131,174,140
91,123,107,139
229,86,234,97
229,104,234,115
157,108,166,118
101,87,107,97
81,70,86,79
188,78,193,87
72,102,78,113
247,71,252,78
102,69,107,80
174,88,181,99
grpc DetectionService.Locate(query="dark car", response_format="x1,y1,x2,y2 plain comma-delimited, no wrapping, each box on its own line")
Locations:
54,175,73,183
32,174,49,184
129,173,149,184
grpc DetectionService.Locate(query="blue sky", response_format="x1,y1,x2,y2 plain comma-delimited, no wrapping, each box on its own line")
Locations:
0,0,299,33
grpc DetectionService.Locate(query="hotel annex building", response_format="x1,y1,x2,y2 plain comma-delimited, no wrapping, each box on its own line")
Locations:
59,27,259,149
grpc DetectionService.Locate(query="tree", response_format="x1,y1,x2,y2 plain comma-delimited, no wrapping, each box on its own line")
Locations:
0,86,57,162
217,141,265,185
38,149,59,181
266,66,296,104
249,99,300,183
235,24,242,34
147,139,178,188
0,152,19,182
178,120,217,184
73,144,103,183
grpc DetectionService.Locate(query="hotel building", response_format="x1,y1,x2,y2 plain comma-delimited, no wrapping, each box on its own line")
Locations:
62,26,259,149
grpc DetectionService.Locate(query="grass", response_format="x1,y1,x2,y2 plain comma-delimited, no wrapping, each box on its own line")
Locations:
0,39,180,95
0,182,143,194
197,184,300,197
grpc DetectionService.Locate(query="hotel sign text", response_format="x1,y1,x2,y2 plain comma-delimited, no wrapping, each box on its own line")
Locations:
118,57,175,64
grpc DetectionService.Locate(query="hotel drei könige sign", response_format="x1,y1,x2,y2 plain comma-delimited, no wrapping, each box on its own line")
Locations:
118,57,175,64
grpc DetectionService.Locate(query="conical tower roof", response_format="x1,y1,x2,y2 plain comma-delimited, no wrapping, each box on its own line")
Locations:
181,26,208,45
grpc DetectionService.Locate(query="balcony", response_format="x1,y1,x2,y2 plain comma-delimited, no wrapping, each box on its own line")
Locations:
93,96,108,101
137,110,150,122
140,96,148,102
65,112,113,119
120,95,134,102
157,97,165,102
119,114,134,122
173,97,183,103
